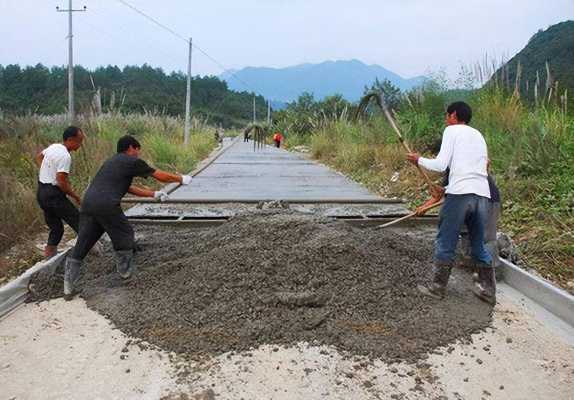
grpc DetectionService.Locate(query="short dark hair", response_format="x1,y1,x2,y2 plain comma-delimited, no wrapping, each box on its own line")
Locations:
63,126,82,141
446,101,472,123
117,135,141,153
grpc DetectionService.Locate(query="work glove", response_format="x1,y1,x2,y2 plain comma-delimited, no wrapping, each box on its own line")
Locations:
154,190,169,202
181,175,192,185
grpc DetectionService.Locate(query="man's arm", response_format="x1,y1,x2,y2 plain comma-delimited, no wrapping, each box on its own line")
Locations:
129,185,170,202
152,170,183,183
152,170,192,185
56,172,81,205
35,152,44,168
417,129,455,173
415,187,445,216
128,185,155,198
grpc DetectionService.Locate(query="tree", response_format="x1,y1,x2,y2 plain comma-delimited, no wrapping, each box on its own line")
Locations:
364,78,402,111
0,63,267,126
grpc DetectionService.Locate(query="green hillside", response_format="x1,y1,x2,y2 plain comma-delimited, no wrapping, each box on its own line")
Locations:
497,20,574,108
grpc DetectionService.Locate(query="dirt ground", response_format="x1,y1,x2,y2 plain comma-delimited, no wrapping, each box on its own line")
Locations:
30,211,493,364
0,228,69,285
2,285,573,400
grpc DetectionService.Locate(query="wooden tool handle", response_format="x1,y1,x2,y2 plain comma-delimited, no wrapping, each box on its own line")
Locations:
377,199,444,229
379,98,436,189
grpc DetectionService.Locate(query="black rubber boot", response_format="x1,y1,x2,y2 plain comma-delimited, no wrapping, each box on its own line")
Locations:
63,257,82,301
473,265,497,305
417,262,453,300
115,249,136,280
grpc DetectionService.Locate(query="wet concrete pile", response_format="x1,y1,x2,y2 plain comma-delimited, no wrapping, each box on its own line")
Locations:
30,212,493,362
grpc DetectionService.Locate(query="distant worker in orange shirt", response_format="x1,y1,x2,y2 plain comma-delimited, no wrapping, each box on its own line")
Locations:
273,131,284,148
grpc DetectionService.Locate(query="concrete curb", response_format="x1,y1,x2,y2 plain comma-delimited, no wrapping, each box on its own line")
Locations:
501,258,574,327
0,250,69,319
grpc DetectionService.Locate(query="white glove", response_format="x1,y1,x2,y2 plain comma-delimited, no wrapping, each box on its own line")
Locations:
181,175,192,185
153,190,169,202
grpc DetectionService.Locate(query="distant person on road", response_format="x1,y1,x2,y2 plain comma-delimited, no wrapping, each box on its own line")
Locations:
35,126,84,259
406,101,496,305
244,129,250,143
63,135,193,300
273,131,284,148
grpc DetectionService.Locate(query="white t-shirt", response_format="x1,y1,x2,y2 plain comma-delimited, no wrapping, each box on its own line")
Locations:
418,124,490,199
39,143,72,185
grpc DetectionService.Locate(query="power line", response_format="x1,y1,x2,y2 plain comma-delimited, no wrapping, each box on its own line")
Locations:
82,7,187,70
74,8,261,125
115,0,256,93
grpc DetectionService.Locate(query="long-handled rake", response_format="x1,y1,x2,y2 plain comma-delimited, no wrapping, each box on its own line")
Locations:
355,92,437,191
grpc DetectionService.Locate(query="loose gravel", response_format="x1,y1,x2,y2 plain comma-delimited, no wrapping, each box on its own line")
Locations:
29,211,492,363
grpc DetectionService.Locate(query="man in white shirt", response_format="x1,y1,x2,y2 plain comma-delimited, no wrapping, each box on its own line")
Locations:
35,126,84,258
406,102,496,305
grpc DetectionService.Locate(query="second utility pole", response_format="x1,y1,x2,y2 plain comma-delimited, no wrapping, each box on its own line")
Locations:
184,37,192,145
57,0,86,124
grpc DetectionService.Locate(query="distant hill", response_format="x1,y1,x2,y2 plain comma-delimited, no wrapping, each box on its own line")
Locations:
220,59,425,103
495,20,574,105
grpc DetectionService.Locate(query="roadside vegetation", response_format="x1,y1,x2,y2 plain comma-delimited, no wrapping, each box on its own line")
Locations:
0,113,218,256
275,76,573,293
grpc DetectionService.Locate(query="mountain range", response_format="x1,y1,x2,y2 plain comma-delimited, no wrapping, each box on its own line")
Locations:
220,59,425,104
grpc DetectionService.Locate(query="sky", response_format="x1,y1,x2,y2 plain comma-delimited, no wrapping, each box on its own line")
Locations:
0,0,572,89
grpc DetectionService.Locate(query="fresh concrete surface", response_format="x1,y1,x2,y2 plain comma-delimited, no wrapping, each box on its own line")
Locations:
168,139,383,202
1,286,573,399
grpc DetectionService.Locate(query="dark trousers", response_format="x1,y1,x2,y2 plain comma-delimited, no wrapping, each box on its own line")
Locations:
72,210,134,261
37,183,79,246
435,194,492,266
274,140,281,148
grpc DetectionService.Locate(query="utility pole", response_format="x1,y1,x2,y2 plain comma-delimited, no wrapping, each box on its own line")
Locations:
252,95,256,124
184,37,192,145
57,1,86,124
267,100,271,125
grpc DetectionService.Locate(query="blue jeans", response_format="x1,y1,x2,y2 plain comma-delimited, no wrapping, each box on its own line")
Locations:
435,194,492,266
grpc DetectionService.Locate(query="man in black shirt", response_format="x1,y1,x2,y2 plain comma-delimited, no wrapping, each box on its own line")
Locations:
64,135,192,300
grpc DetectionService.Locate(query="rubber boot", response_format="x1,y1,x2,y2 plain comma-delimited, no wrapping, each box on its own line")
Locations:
115,249,136,280
485,240,504,281
473,265,497,305
63,257,82,301
417,262,453,300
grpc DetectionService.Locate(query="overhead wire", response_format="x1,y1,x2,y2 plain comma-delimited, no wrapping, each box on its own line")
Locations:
115,0,267,125
115,0,256,93
75,3,263,124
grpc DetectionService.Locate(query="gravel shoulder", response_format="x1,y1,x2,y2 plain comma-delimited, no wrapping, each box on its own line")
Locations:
1,284,573,400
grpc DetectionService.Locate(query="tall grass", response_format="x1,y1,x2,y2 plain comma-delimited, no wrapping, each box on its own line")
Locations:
0,113,217,252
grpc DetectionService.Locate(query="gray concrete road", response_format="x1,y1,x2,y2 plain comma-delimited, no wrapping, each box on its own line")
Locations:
169,139,383,202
